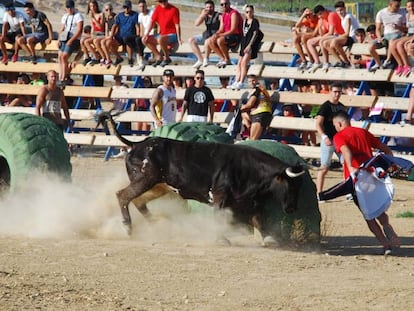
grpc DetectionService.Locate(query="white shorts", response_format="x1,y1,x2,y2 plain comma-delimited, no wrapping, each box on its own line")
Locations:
187,115,208,122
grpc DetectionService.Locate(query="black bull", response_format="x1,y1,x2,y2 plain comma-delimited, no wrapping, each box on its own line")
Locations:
100,114,307,240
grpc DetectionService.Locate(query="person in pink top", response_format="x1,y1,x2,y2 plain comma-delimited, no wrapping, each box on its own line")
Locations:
143,0,181,67
208,0,242,68
306,5,344,72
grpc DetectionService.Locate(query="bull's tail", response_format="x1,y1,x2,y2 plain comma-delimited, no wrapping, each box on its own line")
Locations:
96,110,135,147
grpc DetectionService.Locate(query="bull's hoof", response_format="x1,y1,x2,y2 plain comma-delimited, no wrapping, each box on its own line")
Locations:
122,222,132,236
216,236,232,246
263,235,279,248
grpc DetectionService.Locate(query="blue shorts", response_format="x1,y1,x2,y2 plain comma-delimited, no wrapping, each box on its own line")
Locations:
59,39,80,54
24,32,48,43
320,138,336,167
193,34,205,45
162,33,178,44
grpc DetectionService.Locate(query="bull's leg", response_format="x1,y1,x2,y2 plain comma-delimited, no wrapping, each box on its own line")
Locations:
131,184,172,221
252,213,278,247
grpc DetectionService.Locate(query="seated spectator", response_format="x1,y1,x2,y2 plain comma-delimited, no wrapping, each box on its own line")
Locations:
8,74,33,107
189,0,221,68
293,7,319,70
94,3,116,66
0,6,26,64
81,0,104,66
349,28,372,68
135,0,152,70
279,104,297,143
15,2,53,64
208,0,243,68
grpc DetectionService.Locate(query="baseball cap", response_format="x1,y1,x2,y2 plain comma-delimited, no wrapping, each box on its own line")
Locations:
123,0,132,8
163,69,174,76
6,6,15,11
66,0,75,8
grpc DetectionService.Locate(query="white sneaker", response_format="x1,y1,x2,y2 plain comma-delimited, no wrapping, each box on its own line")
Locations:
112,150,128,158
308,63,322,73
305,62,314,70
192,60,203,69
227,81,238,89
298,61,307,71
136,62,145,71
203,58,209,67
400,119,412,126
322,63,330,71
368,63,382,72
235,82,244,89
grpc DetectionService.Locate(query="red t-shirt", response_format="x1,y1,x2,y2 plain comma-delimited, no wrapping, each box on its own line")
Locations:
334,126,381,179
321,11,344,35
151,4,180,35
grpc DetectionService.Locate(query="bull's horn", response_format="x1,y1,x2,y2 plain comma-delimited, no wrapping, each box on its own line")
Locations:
285,167,306,178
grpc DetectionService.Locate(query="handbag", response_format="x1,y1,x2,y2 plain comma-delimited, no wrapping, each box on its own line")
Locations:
59,15,74,42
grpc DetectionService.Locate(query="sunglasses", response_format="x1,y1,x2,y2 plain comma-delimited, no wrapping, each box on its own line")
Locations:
220,3,228,6
105,8,112,11
245,10,252,13
195,76,204,80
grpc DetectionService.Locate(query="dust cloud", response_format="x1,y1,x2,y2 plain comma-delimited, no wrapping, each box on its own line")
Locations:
0,172,248,244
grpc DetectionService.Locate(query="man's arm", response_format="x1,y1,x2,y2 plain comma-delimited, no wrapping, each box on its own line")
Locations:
340,144,357,174
60,90,72,131
194,8,207,27
150,88,163,127
208,100,214,123
35,86,46,116
179,100,188,122
315,115,332,146
44,18,53,44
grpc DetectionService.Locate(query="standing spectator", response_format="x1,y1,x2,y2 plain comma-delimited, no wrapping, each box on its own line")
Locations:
35,70,71,131
315,82,346,199
180,69,215,122
0,6,26,64
368,0,406,72
228,5,263,89
293,7,319,70
150,69,177,127
81,0,104,66
134,76,153,132
322,111,399,255
104,0,139,67
94,3,116,66
136,0,153,70
189,0,221,68
239,74,272,140
15,2,53,64
57,0,84,85
143,0,181,67
209,0,243,68
306,5,344,72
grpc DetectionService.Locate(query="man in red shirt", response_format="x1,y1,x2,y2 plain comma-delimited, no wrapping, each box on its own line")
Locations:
331,110,399,255
143,0,181,67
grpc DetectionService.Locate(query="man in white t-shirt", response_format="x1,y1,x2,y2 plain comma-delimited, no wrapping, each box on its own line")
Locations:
0,6,26,64
137,0,153,70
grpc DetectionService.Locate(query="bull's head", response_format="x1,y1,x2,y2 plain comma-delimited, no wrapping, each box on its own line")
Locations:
274,166,305,214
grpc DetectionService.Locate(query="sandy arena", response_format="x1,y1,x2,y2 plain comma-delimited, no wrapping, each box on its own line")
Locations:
0,3,414,310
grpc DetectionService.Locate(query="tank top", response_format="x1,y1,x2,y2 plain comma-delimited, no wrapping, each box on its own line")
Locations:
250,87,272,115
42,86,63,125
156,85,177,124
222,8,242,35
91,13,104,33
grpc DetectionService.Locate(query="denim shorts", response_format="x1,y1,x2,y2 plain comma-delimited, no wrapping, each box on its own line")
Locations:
59,39,80,54
320,138,336,167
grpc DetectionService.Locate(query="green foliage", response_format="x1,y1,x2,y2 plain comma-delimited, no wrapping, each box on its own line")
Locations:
396,211,414,218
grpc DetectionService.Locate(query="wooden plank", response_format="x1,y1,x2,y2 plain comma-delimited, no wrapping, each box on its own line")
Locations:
0,62,59,73
389,73,413,83
259,41,275,53
261,66,392,82
5,40,60,52
271,43,298,55
70,64,120,76
376,96,409,111
119,64,263,77
0,84,111,98
350,43,386,56
64,133,96,145
278,92,376,108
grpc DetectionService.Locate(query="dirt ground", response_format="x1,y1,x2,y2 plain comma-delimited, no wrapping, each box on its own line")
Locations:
0,153,414,311
1,4,414,311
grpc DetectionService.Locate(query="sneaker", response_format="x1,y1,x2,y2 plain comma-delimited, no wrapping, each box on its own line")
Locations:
305,62,314,70
152,58,162,67
88,59,100,66
227,81,238,89
128,59,134,67
30,55,37,64
136,62,145,71
11,54,18,62
383,246,392,256
160,58,171,67
105,59,112,68
1,55,8,64
216,60,226,68
99,58,105,66
383,225,401,248
192,60,203,69
234,81,244,89
382,59,393,69
394,65,404,75
317,193,326,204
333,61,343,68
203,58,209,67
400,119,412,126
345,194,353,201
83,57,92,66
114,57,123,66
111,150,128,158
368,63,382,72
298,61,308,71
308,63,322,73
401,65,411,77
322,63,330,71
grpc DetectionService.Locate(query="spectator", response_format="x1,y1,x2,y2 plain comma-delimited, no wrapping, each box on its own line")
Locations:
94,3,116,66
180,69,215,122
7,73,33,107
349,28,371,68
133,76,152,132
81,0,104,66
184,76,195,88
189,0,221,68
150,69,177,127
143,0,181,67
306,5,344,72
0,6,26,64
293,7,319,70
368,0,406,72
57,0,84,85
136,0,153,70
323,1,360,68
315,82,346,199
389,0,414,76
209,0,243,68
240,74,272,140
322,110,398,255
228,5,263,90
15,2,53,64
104,0,139,67
36,70,71,131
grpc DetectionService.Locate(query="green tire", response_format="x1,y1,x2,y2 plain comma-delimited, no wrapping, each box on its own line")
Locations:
0,113,72,192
